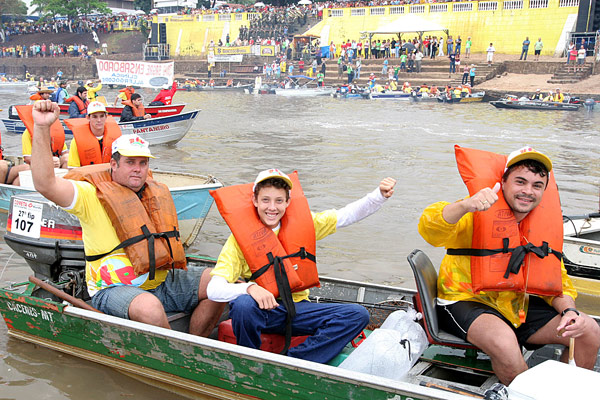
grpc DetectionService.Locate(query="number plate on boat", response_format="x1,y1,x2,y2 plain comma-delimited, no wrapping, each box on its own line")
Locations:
11,199,43,239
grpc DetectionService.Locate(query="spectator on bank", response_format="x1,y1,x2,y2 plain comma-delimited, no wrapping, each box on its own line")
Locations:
534,38,543,61
486,43,496,66
520,37,530,60
576,45,587,72
465,37,471,59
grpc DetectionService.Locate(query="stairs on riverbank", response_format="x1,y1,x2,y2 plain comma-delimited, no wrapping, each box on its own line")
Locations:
178,57,501,89
547,63,593,84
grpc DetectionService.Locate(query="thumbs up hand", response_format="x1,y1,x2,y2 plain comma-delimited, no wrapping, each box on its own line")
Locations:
465,182,501,212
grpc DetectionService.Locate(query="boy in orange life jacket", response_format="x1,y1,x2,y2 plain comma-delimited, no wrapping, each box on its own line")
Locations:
29,100,226,336
120,93,151,122
418,146,600,385
207,169,396,363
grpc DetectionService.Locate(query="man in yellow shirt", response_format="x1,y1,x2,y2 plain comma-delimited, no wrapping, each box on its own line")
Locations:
28,100,224,336
84,80,103,102
418,146,600,384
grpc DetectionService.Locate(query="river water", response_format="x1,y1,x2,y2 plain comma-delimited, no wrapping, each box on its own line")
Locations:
1,87,599,398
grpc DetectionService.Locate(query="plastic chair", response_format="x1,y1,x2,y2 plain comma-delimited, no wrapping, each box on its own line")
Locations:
407,249,478,349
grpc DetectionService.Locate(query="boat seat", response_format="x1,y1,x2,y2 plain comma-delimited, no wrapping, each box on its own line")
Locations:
407,249,478,349
218,319,309,353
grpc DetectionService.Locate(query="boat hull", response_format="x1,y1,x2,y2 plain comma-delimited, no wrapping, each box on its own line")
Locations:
274,88,335,97
490,100,580,111
1,110,199,145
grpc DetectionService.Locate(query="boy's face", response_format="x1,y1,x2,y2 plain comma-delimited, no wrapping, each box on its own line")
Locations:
252,185,290,230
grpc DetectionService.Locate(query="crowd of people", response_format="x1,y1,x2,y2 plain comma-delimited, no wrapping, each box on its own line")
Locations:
0,42,105,59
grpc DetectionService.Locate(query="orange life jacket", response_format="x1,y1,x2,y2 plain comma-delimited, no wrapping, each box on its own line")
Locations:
64,95,89,115
119,87,135,101
121,100,145,117
449,145,563,296
63,117,121,166
15,104,66,157
64,164,186,280
29,93,43,101
210,172,319,298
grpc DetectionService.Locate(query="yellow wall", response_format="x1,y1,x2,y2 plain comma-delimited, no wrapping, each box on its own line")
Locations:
158,1,579,56
308,0,579,55
158,14,253,57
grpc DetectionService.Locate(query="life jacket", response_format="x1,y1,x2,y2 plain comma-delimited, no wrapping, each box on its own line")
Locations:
210,171,318,355
29,93,43,101
553,93,564,103
210,171,318,298
119,87,134,101
64,164,186,280
14,105,65,157
447,145,563,297
121,100,145,117
63,116,121,165
64,95,89,115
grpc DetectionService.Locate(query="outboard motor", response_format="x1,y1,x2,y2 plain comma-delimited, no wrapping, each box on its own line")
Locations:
584,98,595,111
4,193,88,301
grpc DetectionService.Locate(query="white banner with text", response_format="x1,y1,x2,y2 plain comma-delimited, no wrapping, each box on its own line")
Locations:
96,60,174,88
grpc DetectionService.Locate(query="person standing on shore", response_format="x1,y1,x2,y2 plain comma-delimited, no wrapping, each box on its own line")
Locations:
486,43,495,66
519,37,530,61
469,64,476,87
576,45,586,72
534,38,543,61
465,37,471,59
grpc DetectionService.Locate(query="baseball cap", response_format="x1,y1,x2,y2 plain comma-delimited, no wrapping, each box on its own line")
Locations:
86,80,93,85
252,169,293,191
162,84,169,90
87,101,106,115
506,146,552,172
111,134,156,158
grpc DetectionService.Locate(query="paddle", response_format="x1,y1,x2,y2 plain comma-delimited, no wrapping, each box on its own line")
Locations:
558,320,576,367
29,275,102,313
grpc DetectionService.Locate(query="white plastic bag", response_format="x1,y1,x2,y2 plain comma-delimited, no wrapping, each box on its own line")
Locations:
338,308,428,381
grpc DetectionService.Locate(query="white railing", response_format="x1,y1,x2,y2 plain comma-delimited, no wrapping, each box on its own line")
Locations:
529,0,548,8
410,5,425,13
351,8,366,16
430,4,448,13
331,9,344,17
453,3,473,12
202,15,215,21
370,7,385,15
503,0,524,10
479,1,499,11
235,14,243,21
247,13,260,21
559,0,579,6
219,14,231,21
390,6,405,15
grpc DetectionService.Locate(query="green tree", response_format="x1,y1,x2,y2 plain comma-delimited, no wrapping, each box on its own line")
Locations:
30,0,111,19
134,0,151,13
0,0,28,17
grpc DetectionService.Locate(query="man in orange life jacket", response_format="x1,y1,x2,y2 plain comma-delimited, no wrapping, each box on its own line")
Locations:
418,146,600,384
29,100,225,336
113,84,135,106
120,93,151,122
207,169,396,363
66,87,89,119
66,101,121,168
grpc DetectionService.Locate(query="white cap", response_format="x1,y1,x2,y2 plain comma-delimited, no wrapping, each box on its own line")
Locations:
111,134,156,158
506,146,552,172
252,169,292,192
87,101,106,115
162,84,169,90
86,80,93,85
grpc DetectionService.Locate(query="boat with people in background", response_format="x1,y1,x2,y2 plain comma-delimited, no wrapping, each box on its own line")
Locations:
490,95,581,111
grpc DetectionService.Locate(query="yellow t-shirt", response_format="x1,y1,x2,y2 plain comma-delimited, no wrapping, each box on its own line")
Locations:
65,180,168,296
211,210,338,302
22,129,68,157
84,83,103,101
418,201,577,327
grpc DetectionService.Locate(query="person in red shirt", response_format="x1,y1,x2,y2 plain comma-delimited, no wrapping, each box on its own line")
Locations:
149,81,178,106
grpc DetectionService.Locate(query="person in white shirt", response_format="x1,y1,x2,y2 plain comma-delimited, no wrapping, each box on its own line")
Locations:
486,43,496,66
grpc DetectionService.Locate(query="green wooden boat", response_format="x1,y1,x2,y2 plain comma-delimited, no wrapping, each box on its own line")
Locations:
1,253,598,400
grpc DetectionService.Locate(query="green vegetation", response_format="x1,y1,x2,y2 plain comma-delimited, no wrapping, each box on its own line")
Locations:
0,0,28,17
30,0,111,19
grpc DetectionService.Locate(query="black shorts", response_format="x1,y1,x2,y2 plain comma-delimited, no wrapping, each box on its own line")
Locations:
534,49,541,55
437,296,558,350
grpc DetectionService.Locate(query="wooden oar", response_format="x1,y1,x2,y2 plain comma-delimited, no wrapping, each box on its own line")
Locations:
419,381,484,398
29,275,102,313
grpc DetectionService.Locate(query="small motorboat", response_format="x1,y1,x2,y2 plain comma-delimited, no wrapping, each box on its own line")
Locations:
490,95,580,111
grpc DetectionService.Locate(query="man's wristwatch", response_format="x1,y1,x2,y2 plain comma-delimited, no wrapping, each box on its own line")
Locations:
560,307,580,317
